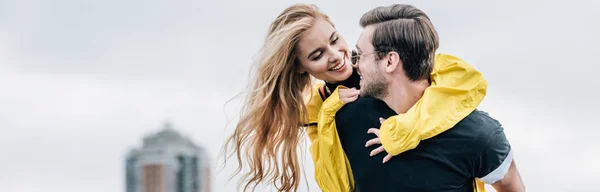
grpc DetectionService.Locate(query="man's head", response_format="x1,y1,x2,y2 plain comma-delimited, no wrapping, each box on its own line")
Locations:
354,4,439,98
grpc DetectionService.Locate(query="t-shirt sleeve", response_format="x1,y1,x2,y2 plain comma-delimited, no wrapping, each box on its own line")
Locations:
474,127,513,184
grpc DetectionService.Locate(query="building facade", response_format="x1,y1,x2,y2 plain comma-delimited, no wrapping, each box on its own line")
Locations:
126,122,210,192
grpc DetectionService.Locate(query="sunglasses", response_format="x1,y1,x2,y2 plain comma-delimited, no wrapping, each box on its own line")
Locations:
351,50,381,65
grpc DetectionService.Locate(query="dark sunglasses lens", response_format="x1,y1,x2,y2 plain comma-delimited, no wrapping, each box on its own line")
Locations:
351,50,358,64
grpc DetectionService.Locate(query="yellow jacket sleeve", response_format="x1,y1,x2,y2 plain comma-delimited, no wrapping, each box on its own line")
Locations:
378,53,488,156
313,87,354,192
305,83,324,144
305,84,354,192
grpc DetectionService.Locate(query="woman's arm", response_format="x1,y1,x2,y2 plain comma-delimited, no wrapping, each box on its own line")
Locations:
305,85,357,192
375,53,488,156
305,83,325,143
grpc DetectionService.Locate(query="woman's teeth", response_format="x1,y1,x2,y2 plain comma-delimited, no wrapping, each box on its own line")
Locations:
330,63,343,71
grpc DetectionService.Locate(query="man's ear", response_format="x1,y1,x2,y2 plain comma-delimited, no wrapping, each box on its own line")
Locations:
385,51,401,73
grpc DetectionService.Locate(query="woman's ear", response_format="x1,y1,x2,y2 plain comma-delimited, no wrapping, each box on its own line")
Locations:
297,67,306,74
295,59,306,74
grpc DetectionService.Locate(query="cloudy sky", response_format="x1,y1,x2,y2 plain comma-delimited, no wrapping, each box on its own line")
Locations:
1,0,598,191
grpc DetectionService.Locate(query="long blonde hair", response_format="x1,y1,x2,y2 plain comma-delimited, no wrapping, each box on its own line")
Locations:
223,4,332,192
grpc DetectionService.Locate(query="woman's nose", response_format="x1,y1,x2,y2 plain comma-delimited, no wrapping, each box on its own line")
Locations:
328,50,343,64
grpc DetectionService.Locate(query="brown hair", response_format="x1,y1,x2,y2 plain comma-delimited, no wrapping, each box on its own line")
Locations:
223,4,332,192
360,4,439,81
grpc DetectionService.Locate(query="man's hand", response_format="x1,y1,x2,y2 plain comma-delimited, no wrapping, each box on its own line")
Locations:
338,88,360,104
366,117,393,163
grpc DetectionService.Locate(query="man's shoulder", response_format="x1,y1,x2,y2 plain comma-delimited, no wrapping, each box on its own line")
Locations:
461,109,504,131
450,109,505,144
336,97,396,126
337,97,393,116
337,97,377,119
343,97,384,108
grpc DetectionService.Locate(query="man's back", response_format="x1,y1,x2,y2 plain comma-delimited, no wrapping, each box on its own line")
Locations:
335,98,511,192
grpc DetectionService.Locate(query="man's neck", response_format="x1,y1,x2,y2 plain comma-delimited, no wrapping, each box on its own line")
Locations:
381,79,430,114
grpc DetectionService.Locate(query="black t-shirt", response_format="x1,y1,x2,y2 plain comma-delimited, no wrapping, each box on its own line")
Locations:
335,98,512,192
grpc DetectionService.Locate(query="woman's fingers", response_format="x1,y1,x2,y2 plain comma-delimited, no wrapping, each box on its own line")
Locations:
339,88,361,103
365,137,381,147
367,128,380,136
383,154,393,163
370,146,386,157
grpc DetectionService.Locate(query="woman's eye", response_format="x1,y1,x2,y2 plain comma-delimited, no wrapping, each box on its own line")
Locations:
312,54,322,61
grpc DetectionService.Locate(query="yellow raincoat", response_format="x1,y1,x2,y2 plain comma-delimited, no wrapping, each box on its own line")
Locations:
305,53,488,192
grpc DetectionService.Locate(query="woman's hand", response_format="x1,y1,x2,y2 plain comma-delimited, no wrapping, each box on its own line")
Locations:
338,88,360,104
366,117,393,163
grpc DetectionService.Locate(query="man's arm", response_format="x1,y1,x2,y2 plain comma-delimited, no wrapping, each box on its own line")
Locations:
491,159,526,192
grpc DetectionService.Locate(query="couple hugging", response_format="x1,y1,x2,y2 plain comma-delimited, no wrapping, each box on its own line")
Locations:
224,3,525,192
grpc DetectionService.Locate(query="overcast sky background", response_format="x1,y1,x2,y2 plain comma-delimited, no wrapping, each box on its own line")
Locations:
1,0,598,191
